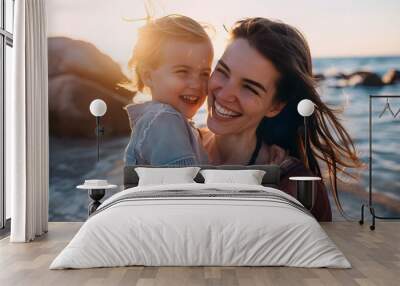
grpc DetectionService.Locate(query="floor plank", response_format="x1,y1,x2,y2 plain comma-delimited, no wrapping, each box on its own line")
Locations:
0,222,399,286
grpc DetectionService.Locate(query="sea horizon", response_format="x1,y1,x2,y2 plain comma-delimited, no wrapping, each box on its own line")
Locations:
313,54,400,60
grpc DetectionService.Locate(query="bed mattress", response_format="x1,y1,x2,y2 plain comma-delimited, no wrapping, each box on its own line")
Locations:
50,183,350,269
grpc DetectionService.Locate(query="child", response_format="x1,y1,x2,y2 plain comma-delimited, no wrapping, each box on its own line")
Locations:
124,15,213,166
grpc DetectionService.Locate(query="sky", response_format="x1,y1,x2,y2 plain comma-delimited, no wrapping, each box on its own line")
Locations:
47,0,400,73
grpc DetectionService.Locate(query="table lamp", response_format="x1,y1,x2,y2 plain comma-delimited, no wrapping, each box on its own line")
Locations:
293,99,318,210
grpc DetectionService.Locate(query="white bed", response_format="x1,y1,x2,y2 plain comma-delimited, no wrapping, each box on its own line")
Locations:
50,183,350,269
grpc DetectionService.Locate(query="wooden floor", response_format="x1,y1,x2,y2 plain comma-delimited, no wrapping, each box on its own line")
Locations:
0,222,399,286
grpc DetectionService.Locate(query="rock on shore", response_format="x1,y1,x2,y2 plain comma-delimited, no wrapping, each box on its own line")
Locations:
382,68,400,85
48,37,135,138
315,69,400,88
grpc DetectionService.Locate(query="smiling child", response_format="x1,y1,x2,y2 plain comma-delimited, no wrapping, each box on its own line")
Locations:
124,15,213,166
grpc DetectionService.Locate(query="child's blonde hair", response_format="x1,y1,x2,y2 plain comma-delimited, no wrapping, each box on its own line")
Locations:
128,14,212,92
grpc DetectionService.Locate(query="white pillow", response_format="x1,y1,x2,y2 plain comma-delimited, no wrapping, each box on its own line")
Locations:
135,167,200,186
200,169,266,185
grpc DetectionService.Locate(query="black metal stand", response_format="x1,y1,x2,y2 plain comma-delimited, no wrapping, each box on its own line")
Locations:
297,180,316,210
359,95,400,230
88,189,105,216
95,116,105,162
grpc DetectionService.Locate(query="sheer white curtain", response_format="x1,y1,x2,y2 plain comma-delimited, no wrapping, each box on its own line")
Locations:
6,0,49,242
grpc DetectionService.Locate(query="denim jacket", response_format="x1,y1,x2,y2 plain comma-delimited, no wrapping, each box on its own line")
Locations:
124,101,208,166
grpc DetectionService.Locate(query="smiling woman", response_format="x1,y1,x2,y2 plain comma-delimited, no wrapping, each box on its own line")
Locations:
207,39,284,137
202,17,364,221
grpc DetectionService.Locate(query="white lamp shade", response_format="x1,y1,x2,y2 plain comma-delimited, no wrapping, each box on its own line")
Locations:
89,99,107,117
297,99,315,117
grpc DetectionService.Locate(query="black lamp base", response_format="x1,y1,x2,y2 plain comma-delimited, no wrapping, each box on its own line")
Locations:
296,181,317,210
88,189,105,216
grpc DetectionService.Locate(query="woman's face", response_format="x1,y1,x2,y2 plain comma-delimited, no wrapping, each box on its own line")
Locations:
207,38,285,136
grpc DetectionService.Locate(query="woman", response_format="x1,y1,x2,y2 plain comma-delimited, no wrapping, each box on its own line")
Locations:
203,18,363,221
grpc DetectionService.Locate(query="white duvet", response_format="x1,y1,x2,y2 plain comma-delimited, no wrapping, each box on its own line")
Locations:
50,183,350,269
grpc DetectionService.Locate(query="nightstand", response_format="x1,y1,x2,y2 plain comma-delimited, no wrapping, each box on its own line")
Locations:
77,180,117,216
289,176,321,210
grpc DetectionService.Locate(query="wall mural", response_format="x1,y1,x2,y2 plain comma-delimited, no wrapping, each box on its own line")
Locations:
47,0,400,222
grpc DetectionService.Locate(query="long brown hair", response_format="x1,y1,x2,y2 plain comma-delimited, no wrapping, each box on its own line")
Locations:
231,18,363,217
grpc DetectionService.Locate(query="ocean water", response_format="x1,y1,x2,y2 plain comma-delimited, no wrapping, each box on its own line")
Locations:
313,56,400,220
49,56,400,221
